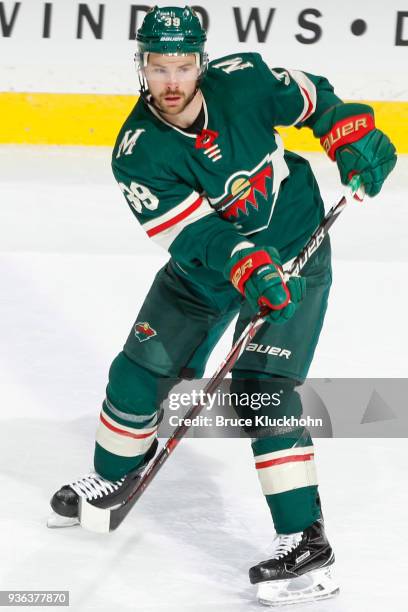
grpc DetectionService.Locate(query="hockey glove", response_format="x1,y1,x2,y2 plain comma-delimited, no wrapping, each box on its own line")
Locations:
224,246,306,324
313,103,397,197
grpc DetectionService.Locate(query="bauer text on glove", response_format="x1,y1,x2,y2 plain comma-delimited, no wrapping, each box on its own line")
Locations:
313,102,397,197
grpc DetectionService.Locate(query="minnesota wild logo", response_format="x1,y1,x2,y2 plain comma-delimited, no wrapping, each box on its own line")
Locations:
209,152,278,235
134,322,157,343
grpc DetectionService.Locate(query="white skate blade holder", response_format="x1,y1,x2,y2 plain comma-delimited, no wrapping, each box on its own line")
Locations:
78,498,112,533
256,566,339,607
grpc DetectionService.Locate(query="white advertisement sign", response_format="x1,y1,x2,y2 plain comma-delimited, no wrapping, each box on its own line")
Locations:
1,0,407,99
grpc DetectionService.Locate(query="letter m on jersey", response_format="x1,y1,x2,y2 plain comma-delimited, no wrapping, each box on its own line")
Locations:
116,129,145,158
212,57,254,74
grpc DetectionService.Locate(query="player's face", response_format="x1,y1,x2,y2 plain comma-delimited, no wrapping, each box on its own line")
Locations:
145,53,199,115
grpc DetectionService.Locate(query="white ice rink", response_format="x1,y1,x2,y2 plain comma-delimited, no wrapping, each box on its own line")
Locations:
0,145,407,611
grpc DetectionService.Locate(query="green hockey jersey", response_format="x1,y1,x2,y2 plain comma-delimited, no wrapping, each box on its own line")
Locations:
112,52,341,283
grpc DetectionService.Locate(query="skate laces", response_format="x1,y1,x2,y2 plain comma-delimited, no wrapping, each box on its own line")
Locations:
69,473,125,500
272,532,303,559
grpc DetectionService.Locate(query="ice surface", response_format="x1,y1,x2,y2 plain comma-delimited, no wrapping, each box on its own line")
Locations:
0,146,407,611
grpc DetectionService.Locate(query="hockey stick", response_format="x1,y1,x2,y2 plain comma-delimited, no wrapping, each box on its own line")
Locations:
79,177,361,533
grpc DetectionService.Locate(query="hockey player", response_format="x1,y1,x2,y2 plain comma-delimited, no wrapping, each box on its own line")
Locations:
49,6,396,606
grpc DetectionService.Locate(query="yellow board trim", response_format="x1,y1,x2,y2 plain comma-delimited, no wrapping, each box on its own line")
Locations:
1,92,407,152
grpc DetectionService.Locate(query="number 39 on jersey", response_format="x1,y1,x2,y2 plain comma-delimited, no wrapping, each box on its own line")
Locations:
119,182,159,213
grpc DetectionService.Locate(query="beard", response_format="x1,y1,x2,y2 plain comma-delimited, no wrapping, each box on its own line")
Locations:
153,89,196,115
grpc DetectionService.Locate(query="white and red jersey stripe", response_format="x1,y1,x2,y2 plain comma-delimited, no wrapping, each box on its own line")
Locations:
141,190,214,250
96,407,157,458
254,445,318,496
286,70,317,126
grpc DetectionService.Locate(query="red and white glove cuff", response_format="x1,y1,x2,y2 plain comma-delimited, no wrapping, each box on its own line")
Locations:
320,113,375,161
230,251,273,295
230,250,288,299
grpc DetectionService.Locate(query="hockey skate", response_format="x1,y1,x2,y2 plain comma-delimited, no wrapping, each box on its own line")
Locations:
47,439,158,529
249,518,339,606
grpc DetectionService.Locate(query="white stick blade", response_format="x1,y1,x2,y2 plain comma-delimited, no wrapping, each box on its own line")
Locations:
79,498,111,533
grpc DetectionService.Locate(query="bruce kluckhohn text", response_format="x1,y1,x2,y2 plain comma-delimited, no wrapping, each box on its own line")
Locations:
168,415,324,428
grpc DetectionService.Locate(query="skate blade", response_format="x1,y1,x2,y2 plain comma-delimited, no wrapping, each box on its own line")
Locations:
257,565,340,607
47,513,80,528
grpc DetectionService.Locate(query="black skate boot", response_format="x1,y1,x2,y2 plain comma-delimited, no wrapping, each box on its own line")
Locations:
48,438,158,528
249,518,339,606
